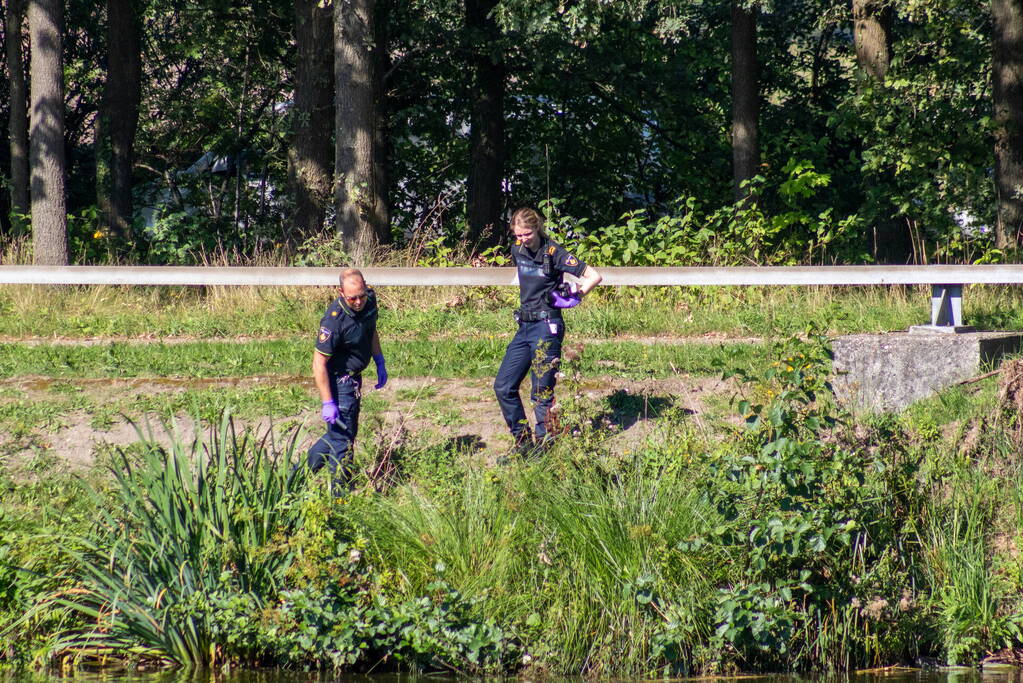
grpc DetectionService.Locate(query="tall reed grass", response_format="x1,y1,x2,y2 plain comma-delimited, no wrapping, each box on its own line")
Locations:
350,454,721,676
58,415,309,666
921,465,1023,664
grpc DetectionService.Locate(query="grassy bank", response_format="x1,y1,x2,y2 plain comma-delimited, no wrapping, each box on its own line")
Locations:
3,324,1023,675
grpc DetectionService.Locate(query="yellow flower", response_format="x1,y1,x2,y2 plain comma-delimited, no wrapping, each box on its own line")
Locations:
93,230,103,239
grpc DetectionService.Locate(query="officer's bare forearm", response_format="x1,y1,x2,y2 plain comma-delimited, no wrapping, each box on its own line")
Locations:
312,352,332,402
371,330,382,357
579,266,602,296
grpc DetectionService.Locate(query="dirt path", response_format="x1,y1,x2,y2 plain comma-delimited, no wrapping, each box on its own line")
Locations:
1,373,733,472
0,332,764,346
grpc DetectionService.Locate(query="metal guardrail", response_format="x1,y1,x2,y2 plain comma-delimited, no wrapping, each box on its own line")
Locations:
1,264,1023,287
2,264,1022,328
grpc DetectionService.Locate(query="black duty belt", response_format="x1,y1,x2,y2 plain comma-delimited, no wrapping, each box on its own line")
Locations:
515,308,562,323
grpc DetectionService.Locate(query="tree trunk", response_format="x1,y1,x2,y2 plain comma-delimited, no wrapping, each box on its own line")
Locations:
335,0,387,264
993,0,1023,247
288,0,334,241
6,0,29,223
28,0,67,265
853,0,893,81
96,0,141,244
464,0,505,248
730,0,759,204
372,0,390,245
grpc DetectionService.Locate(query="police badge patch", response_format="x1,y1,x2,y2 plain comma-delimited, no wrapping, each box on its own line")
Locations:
318,326,332,343
564,255,578,267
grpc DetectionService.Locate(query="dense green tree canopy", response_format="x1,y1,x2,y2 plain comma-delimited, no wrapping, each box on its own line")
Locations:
0,0,1009,264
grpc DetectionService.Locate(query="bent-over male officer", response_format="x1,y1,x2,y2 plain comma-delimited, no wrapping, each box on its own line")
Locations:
306,268,387,492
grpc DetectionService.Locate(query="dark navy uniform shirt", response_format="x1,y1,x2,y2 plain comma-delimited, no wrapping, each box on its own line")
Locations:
314,290,379,377
513,238,587,312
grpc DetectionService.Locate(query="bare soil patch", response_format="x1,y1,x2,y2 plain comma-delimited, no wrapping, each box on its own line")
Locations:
0,373,733,471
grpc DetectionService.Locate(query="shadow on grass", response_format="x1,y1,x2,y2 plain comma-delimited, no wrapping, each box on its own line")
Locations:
445,434,487,454
599,391,689,430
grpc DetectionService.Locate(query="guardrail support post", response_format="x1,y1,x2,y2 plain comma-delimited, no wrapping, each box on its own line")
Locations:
910,283,973,333
931,284,963,326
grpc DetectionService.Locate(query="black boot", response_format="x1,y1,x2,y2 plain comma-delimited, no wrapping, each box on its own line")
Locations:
534,433,555,454
516,431,537,456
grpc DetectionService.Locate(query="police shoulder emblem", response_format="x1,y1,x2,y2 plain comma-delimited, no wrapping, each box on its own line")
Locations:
565,255,578,266
318,326,332,343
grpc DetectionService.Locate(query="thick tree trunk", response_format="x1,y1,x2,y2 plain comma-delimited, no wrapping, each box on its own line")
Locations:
372,0,390,245
96,0,141,244
6,0,29,222
730,0,759,204
853,0,892,81
853,0,908,261
28,0,67,265
464,0,505,248
993,0,1023,247
335,0,387,264
288,0,334,240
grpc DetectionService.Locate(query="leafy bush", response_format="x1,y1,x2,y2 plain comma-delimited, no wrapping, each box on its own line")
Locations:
683,330,925,669
544,160,864,267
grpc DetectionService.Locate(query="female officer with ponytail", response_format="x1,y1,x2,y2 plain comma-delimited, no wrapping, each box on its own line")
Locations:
493,207,602,455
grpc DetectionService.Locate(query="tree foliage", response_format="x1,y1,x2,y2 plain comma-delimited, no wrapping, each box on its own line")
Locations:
0,0,1011,263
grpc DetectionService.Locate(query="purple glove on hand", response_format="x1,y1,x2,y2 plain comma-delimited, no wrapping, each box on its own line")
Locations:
550,283,582,309
321,400,339,425
373,353,388,389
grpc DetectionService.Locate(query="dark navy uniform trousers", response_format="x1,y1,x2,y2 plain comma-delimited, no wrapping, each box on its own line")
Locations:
494,318,564,439
307,373,362,486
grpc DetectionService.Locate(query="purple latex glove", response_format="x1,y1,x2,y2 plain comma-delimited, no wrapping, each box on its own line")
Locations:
373,353,388,389
321,400,339,425
550,284,582,309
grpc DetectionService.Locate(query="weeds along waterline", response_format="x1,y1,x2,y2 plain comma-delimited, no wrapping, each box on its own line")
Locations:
51,415,313,667
0,446,108,668
920,460,1022,666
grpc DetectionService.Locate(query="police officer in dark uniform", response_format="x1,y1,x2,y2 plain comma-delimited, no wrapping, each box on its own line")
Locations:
494,207,602,454
306,268,387,492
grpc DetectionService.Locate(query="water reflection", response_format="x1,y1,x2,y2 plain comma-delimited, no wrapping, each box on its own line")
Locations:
4,669,1023,683
766,669,1023,683
1,673,449,683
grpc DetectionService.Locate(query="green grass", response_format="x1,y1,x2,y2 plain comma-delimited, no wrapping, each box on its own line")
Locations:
5,283,1023,340
0,339,767,380
349,445,722,676
921,465,1023,665
0,400,70,437
125,385,313,422
0,386,314,435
